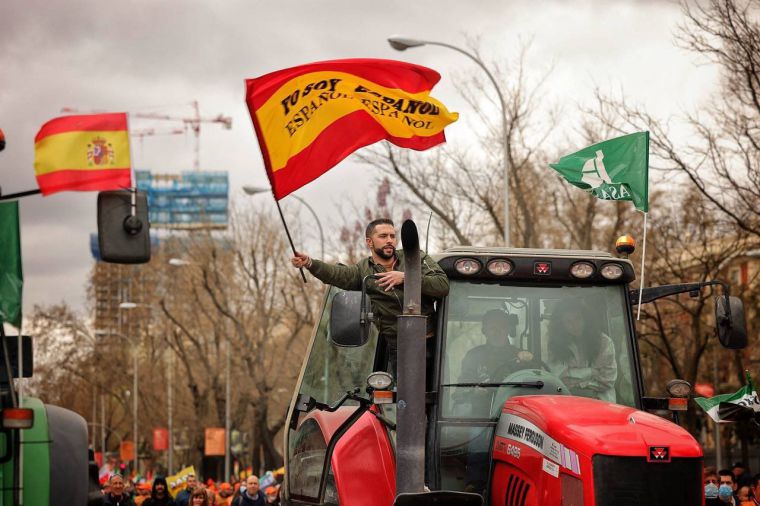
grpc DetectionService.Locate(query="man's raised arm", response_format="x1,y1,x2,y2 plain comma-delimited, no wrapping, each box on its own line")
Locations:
291,252,363,291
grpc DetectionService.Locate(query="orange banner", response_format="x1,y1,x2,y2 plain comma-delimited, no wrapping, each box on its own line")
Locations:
153,427,169,451
204,427,226,456
33,113,132,196
246,59,458,199
120,441,135,461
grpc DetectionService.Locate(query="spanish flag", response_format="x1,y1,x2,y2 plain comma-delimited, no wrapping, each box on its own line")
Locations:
245,59,458,199
34,113,132,196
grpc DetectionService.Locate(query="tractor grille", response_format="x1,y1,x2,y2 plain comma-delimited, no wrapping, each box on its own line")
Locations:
593,456,702,506
505,474,530,506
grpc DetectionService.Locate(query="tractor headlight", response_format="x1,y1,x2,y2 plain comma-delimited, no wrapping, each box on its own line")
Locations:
570,262,595,279
600,263,624,280
367,371,394,390
666,379,692,398
487,259,513,276
454,258,481,275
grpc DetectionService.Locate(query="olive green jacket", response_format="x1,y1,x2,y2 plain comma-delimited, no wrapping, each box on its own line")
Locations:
307,250,449,344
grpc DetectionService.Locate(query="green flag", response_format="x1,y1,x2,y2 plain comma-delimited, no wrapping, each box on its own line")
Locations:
549,131,649,212
0,201,23,328
695,372,760,424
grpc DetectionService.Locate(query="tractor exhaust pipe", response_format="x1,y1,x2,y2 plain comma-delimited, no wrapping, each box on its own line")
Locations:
396,220,426,494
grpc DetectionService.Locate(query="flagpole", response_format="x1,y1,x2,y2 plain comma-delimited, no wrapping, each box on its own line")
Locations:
637,212,648,320
274,199,307,283
126,113,137,219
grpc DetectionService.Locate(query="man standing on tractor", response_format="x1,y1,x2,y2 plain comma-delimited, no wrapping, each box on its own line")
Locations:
291,218,449,372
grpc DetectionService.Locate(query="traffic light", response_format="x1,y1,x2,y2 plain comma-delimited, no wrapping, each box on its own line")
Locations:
97,190,151,264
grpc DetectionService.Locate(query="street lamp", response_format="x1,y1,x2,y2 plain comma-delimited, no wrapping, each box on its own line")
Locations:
242,185,325,260
168,258,232,481
387,36,512,247
95,326,139,472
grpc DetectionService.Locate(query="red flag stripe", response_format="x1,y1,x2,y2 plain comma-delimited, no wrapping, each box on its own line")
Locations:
260,110,445,199
35,113,128,143
35,168,131,196
246,59,441,108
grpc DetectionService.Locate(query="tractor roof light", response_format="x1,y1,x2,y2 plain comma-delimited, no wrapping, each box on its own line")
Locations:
615,235,636,256
367,371,394,390
3,408,34,429
454,258,481,275
600,263,624,280
487,259,513,276
666,379,692,398
570,262,595,279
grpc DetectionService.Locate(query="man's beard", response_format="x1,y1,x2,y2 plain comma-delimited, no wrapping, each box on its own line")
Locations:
374,245,395,260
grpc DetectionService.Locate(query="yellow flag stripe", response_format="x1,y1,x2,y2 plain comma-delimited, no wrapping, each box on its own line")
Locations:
256,71,458,172
34,130,131,176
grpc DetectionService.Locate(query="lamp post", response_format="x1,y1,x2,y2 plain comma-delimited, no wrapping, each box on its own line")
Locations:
387,36,512,247
96,325,139,472
168,258,232,481
242,185,325,260
241,186,331,401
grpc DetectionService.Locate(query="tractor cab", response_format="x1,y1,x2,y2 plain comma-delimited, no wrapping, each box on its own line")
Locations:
283,239,746,506
432,247,640,497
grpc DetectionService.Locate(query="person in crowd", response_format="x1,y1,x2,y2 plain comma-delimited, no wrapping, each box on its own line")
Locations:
176,474,198,506
546,299,617,402
719,469,739,505
264,486,280,505
134,483,152,506
190,488,209,506
735,462,754,488
206,488,217,506
232,475,265,506
102,474,136,506
217,483,234,506
738,486,752,505
747,473,760,505
142,476,174,506
291,218,449,373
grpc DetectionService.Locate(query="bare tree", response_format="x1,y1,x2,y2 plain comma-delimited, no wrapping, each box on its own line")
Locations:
356,43,557,249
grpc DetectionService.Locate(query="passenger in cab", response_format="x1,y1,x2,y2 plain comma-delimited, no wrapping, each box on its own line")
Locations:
547,299,617,402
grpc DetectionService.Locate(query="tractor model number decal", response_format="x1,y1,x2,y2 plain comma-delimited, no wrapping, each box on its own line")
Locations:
496,413,581,475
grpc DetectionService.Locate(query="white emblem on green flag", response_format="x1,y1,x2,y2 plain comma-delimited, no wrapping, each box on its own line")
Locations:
549,131,649,212
695,372,760,424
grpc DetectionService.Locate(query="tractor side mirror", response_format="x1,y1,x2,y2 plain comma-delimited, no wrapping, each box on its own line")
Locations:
97,190,151,264
330,291,370,347
715,295,747,349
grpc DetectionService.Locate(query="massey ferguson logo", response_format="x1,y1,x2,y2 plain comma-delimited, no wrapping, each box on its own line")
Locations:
534,262,551,275
648,446,670,462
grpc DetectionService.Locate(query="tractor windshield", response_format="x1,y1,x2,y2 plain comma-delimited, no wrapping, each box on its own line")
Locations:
440,280,636,421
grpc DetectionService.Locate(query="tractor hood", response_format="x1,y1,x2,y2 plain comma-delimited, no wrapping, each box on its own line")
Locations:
497,395,702,461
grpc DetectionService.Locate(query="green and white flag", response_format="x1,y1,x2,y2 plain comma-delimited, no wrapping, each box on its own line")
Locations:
549,131,649,212
0,201,23,328
695,372,760,423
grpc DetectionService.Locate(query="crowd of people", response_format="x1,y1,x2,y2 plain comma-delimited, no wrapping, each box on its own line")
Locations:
100,471,282,506
705,462,760,505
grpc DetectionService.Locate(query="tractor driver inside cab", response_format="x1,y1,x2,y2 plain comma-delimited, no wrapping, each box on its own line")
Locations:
459,309,535,384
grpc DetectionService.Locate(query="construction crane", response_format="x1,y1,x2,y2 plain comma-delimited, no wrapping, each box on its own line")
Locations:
61,101,232,171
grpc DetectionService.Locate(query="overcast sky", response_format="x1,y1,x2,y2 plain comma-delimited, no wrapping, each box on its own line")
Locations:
0,0,717,318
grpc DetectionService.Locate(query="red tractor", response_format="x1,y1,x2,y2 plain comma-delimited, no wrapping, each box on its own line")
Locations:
281,221,747,506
